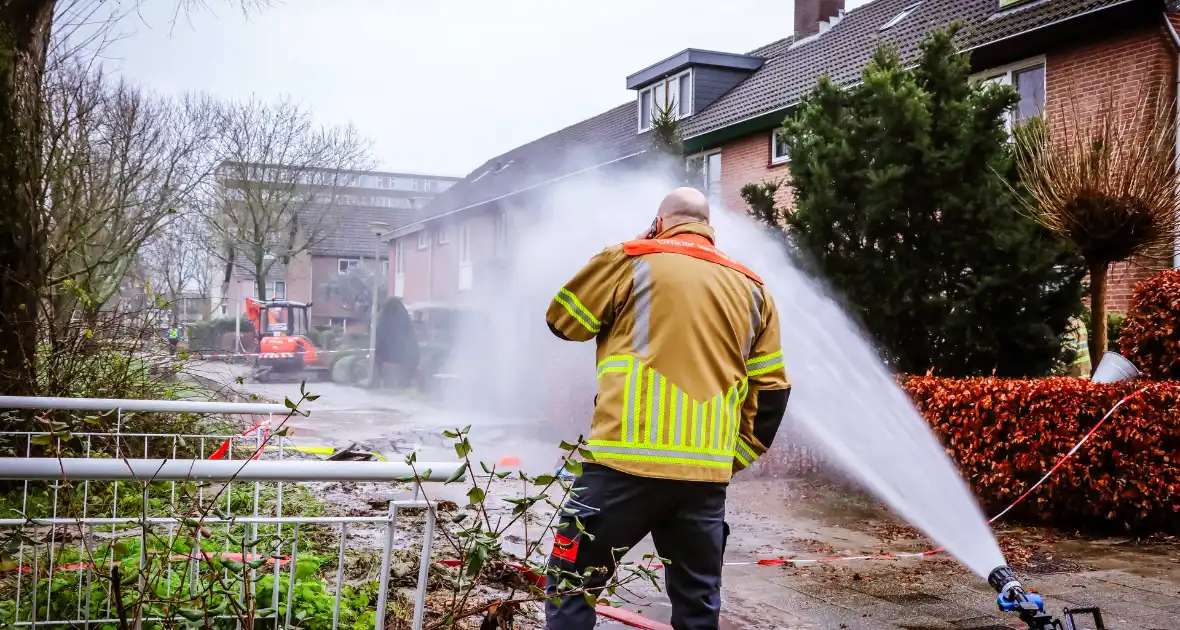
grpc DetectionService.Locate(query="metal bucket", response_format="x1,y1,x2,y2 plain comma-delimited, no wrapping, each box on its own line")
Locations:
1091,352,1141,384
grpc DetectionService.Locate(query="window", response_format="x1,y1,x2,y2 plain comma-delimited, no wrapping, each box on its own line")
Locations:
458,222,472,265
494,211,509,259
771,129,789,165
382,260,390,276
974,57,1046,127
338,258,360,274
638,70,693,132
458,221,473,291
881,2,920,30
437,225,451,244
393,240,405,298
997,0,1035,10
686,150,722,205
254,281,285,299
417,230,430,250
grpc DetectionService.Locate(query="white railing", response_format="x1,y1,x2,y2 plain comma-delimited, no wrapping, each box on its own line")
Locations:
0,396,462,630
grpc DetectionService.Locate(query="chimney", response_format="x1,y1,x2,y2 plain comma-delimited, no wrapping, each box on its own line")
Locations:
794,0,845,40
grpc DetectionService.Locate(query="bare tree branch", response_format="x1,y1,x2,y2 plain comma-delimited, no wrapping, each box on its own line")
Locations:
199,96,373,301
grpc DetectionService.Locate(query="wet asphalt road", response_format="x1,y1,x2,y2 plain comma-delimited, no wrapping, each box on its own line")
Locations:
191,361,1180,629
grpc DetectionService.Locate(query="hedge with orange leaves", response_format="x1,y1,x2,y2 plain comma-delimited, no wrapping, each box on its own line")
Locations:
1119,269,1180,380
905,376,1180,532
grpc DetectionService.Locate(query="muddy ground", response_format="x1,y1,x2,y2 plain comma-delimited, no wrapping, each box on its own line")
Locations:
190,362,1180,629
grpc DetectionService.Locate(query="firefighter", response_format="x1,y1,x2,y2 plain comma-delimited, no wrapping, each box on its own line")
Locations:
544,187,790,630
1064,316,1091,378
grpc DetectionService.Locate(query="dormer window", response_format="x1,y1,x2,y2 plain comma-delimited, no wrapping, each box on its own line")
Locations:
638,70,693,132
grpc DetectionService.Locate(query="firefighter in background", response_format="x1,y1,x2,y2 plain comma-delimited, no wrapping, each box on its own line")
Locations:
1064,316,1091,378
166,326,181,353
543,188,790,630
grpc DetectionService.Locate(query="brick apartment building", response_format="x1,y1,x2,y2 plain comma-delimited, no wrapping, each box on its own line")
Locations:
389,0,1180,319
218,167,460,329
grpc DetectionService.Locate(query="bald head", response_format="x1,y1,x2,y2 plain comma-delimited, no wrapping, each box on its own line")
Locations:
657,187,710,227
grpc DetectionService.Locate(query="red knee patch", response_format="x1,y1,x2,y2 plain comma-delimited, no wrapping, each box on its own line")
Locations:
552,533,579,563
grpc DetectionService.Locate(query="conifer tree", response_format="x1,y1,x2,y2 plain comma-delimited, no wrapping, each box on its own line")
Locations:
777,26,1085,377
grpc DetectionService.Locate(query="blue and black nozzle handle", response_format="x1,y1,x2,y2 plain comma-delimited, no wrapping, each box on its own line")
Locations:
988,566,1106,630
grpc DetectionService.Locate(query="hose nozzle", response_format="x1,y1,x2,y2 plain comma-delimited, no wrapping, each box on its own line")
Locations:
989,565,1059,629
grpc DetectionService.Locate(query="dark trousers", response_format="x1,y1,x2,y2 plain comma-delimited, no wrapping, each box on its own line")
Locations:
545,463,728,630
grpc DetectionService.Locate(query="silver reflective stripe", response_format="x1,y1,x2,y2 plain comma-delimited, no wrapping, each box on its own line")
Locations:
673,387,684,447
712,393,722,449
652,373,663,445
747,352,783,373
590,444,734,464
689,401,698,450
742,282,764,360
737,438,758,463
632,258,653,357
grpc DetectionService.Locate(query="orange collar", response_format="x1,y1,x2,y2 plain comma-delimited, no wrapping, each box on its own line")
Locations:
622,233,763,285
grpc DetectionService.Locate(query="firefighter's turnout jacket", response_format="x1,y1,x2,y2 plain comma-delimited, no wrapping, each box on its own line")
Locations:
546,222,790,483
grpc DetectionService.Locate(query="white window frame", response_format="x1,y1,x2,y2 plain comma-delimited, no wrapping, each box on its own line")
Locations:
393,241,405,298
457,221,473,291
254,281,285,300
417,230,430,250
638,69,694,132
770,128,790,165
686,149,722,204
437,225,451,245
338,258,360,274
971,55,1047,129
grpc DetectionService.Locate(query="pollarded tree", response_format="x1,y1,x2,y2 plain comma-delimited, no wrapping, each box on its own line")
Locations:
778,26,1085,377
1013,86,1179,362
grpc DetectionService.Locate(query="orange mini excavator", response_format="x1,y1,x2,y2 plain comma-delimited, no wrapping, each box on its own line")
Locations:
245,298,331,383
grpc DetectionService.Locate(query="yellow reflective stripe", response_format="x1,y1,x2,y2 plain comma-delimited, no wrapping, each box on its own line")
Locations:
747,351,784,377
555,292,600,334
748,360,785,377
591,451,734,468
588,441,735,467
597,355,631,377
558,287,601,328
736,438,759,464
747,350,783,366
734,451,751,467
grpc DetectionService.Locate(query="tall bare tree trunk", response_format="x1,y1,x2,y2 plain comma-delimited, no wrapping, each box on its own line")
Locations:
0,1,55,395
1089,261,1108,363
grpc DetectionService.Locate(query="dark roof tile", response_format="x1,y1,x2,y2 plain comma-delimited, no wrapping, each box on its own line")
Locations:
419,0,1135,223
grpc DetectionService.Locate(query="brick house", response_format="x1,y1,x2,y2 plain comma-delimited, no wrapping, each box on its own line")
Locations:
219,168,461,329
390,0,1180,319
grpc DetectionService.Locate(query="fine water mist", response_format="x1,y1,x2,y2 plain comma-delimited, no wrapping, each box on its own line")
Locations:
445,162,1005,578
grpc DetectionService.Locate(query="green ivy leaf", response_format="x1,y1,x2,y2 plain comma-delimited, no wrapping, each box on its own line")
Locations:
533,475,555,486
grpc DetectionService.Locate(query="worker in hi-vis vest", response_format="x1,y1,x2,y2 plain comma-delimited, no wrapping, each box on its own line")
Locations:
543,187,790,630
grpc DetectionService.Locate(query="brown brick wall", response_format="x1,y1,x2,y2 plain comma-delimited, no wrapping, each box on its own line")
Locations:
389,208,502,309
711,25,1178,312
1045,24,1177,312
717,130,794,215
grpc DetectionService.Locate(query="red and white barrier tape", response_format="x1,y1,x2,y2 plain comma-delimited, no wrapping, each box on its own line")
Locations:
208,420,271,461
716,385,1150,568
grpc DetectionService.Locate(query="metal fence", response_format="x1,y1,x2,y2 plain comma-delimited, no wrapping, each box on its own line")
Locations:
0,396,462,630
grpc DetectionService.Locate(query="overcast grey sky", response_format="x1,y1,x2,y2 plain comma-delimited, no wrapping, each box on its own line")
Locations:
106,0,875,177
